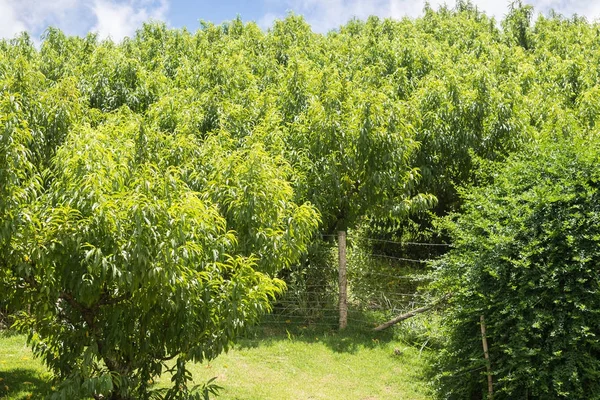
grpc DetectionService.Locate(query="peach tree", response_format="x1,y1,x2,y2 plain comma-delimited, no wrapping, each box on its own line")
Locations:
0,32,318,399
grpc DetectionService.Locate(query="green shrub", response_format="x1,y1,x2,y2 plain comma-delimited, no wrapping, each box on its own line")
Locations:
433,136,600,399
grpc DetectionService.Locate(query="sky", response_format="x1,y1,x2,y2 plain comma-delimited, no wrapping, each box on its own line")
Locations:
2,0,600,43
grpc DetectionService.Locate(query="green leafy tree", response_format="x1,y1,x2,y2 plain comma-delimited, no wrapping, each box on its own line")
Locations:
0,28,318,398
6,112,317,399
503,1,534,50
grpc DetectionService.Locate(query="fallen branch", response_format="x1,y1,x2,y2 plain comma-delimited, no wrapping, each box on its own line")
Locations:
373,293,451,331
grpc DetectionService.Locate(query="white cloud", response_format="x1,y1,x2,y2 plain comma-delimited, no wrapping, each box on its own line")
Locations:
0,0,27,38
0,0,169,42
0,0,82,40
92,0,168,41
0,0,94,40
258,12,281,30
537,0,600,21
262,0,600,32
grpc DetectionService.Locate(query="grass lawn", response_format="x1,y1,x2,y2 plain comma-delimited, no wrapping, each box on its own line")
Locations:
0,321,432,399
0,333,54,400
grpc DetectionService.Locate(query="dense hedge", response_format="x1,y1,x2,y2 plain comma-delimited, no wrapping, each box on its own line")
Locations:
434,136,600,399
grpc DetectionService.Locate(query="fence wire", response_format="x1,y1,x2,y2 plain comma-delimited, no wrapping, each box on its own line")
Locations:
261,232,447,330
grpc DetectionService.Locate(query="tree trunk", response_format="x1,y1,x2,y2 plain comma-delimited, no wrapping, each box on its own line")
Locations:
338,230,347,330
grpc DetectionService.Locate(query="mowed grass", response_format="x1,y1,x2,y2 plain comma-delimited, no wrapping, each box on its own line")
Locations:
0,332,53,400
179,324,431,400
0,322,431,400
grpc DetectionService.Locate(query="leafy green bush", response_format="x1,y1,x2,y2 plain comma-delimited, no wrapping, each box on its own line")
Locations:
433,136,600,399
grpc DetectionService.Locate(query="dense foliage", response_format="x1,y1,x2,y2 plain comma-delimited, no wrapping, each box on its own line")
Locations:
434,137,600,399
4,0,600,398
0,28,323,400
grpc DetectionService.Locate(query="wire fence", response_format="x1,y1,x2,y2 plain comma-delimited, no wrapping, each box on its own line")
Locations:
370,254,429,263
320,233,451,247
262,233,448,330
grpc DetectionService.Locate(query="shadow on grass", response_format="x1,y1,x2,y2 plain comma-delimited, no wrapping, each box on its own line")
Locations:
0,368,53,400
239,308,396,354
0,328,22,339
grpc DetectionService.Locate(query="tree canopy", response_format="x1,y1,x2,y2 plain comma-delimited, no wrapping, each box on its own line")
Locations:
3,1,600,398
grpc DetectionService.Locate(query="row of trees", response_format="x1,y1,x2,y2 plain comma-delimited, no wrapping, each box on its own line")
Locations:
3,1,600,398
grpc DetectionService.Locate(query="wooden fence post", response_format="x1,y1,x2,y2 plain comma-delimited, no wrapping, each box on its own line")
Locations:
480,315,493,399
338,230,347,330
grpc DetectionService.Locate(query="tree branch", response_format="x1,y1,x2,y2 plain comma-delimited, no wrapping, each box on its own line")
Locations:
373,293,451,331
59,292,94,326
